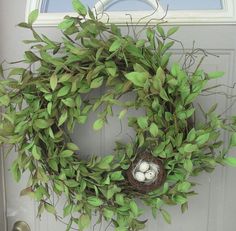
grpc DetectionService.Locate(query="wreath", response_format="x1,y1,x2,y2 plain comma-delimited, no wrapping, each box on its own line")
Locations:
1,1,236,230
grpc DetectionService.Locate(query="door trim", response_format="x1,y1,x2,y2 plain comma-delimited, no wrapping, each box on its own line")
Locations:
0,145,7,231
26,0,236,27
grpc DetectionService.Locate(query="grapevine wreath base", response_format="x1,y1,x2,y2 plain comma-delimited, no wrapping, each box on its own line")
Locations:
1,1,236,231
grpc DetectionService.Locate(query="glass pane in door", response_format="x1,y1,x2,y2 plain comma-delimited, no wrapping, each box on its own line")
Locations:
40,0,95,13
160,0,222,10
105,0,154,11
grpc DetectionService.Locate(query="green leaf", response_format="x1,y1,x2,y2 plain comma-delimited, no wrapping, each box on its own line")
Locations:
93,118,105,131
58,111,68,126
49,159,58,172
118,109,127,119
57,85,70,97
50,74,58,91
115,193,124,205
207,71,224,79
222,157,236,167
161,209,171,224
72,0,87,16
160,88,169,101
90,77,103,88
156,25,165,38
65,180,79,187
0,95,10,106
105,185,121,199
167,26,179,37
78,214,90,231
183,159,193,172
171,63,180,77
67,142,79,151
115,227,127,231
32,145,41,160
137,116,148,129
109,39,122,52
196,133,210,145
46,102,52,115
34,119,52,129
177,182,191,192
161,41,175,54
0,63,3,77
63,204,73,217
133,63,148,73
103,208,114,219
25,51,40,62
58,18,74,30
97,155,114,169
126,44,143,58
62,98,75,107
9,68,25,76
18,22,31,29
174,195,187,205
45,203,56,215
60,150,74,158
28,9,39,25
146,28,155,48
87,196,103,207
183,144,198,153
77,115,87,124
110,171,124,181
11,161,21,182
181,202,188,214
230,132,236,147
186,128,196,142
125,72,149,87
149,123,159,137
130,200,139,217
161,53,171,68
153,142,165,156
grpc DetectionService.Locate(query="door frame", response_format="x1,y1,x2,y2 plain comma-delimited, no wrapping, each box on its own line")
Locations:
0,145,7,231
26,0,236,26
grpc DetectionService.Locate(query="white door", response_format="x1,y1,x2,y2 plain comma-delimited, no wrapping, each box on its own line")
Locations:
1,0,236,231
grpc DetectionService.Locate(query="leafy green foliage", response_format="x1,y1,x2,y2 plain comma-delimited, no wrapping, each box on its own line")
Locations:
230,132,236,146
161,209,171,224
78,214,90,230
0,3,235,231
72,0,87,16
222,157,236,167
28,9,39,25
125,72,149,87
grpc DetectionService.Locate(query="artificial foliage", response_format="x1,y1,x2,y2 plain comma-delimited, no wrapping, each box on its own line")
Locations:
1,1,236,230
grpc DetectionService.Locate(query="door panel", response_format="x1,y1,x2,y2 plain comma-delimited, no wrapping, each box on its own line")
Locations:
1,1,236,231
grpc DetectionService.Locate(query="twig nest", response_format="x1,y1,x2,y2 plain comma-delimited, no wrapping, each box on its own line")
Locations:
133,160,159,183
126,152,166,193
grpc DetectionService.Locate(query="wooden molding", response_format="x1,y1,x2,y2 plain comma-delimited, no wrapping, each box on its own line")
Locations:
0,145,7,231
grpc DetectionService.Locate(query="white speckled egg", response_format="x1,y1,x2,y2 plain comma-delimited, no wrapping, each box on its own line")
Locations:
135,171,145,182
139,161,150,172
145,170,156,180
149,163,160,173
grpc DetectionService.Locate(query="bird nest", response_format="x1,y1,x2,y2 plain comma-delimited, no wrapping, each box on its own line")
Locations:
126,152,166,193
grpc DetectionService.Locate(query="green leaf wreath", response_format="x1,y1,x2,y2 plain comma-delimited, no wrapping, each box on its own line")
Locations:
1,2,236,230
